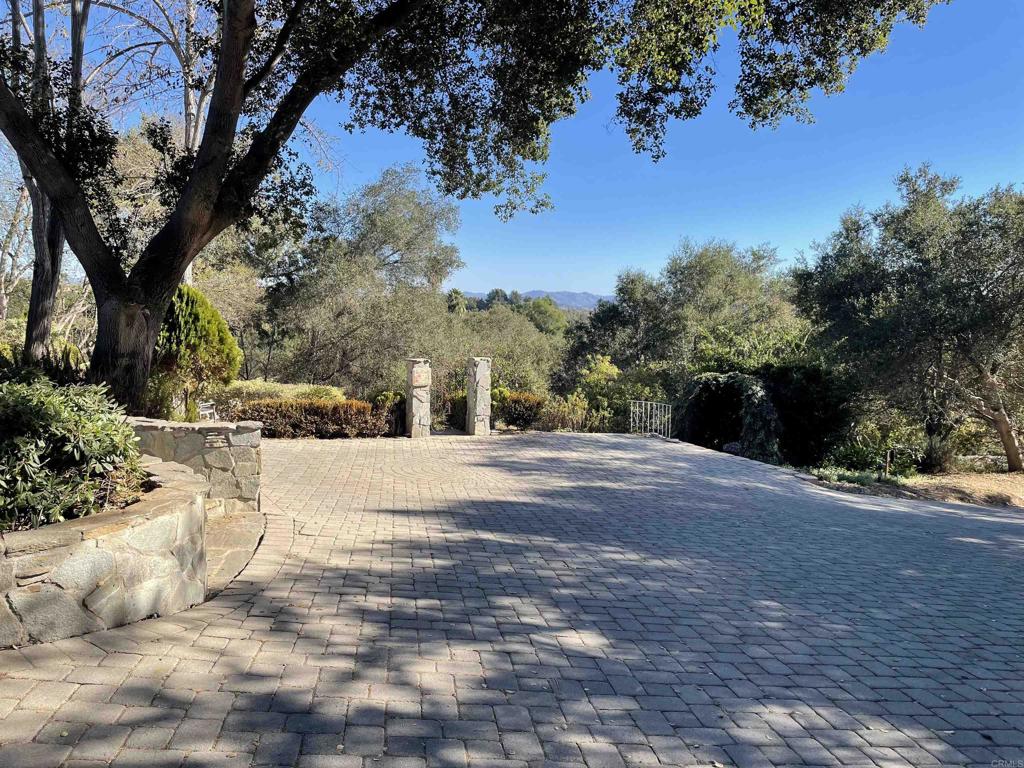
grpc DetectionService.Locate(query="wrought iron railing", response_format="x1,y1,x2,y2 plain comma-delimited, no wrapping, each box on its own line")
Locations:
629,400,673,439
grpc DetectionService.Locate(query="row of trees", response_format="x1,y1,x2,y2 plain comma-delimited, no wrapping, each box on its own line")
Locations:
556,167,1024,473
0,0,946,407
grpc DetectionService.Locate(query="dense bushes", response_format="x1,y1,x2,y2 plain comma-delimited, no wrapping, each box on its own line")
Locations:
760,362,855,467
227,397,387,438
676,363,857,468
0,378,143,530
537,392,590,431
496,391,546,429
680,372,783,464
210,379,346,413
147,285,242,420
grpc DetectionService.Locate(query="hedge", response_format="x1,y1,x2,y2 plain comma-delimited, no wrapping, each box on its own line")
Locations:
497,391,546,430
226,397,387,439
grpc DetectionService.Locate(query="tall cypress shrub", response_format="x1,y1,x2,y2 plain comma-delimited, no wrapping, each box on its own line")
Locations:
147,286,242,420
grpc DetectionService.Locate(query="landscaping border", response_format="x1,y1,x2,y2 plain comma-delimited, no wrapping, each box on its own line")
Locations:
0,461,209,649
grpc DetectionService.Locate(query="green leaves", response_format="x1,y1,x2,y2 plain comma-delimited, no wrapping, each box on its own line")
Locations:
148,285,243,420
0,378,143,530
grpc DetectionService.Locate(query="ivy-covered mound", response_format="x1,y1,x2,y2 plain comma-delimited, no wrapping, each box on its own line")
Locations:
678,363,854,467
680,372,783,464
0,377,144,531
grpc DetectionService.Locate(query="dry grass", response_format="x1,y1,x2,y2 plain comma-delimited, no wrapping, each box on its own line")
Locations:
817,471,1024,510
905,472,1024,509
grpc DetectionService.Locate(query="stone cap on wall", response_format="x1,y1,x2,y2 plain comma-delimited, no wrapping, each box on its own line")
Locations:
129,417,262,433
0,460,208,558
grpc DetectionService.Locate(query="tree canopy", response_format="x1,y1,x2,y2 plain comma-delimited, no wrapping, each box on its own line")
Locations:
0,0,947,406
795,166,1024,471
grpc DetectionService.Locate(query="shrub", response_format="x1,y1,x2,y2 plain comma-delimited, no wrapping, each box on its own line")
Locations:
293,384,346,402
227,397,386,439
760,362,856,467
209,379,346,412
828,415,921,476
538,392,590,432
147,285,242,421
444,391,467,431
679,372,782,464
374,390,406,436
497,391,546,429
0,378,143,530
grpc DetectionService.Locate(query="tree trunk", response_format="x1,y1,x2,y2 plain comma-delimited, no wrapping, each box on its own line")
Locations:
991,408,1024,473
87,294,163,413
976,373,1024,473
22,189,65,363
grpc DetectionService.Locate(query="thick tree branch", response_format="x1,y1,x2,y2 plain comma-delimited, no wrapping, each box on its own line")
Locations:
175,0,257,219
214,0,423,229
242,0,306,98
0,76,123,293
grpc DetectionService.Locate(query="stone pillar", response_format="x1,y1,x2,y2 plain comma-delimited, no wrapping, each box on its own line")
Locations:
465,357,492,436
406,358,431,438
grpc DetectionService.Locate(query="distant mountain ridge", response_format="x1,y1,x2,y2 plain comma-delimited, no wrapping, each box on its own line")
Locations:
464,290,613,310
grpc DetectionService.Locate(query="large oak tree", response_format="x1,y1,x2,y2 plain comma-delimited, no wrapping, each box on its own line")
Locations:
0,0,945,408
796,167,1024,472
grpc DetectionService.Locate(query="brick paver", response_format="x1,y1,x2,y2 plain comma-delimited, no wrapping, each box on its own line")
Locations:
2,433,1023,767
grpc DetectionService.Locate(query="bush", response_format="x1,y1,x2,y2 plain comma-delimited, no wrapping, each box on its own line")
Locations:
760,362,856,467
0,378,143,530
828,415,921,476
227,397,386,439
537,392,590,432
444,391,467,431
147,285,242,420
497,391,546,430
679,372,782,464
374,390,406,436
209,379,346,412
293,384,346,402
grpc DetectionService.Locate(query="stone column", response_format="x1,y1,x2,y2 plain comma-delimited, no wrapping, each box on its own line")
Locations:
406,358,431,438
465,357,492,436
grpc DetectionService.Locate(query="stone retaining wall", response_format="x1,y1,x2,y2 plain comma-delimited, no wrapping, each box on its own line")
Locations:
131,418,261,515
0,461,208,649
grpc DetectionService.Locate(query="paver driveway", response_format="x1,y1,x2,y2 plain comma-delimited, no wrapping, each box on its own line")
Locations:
1,433,1023,768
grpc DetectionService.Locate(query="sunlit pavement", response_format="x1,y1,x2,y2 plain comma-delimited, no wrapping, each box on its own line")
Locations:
1,432,1023,767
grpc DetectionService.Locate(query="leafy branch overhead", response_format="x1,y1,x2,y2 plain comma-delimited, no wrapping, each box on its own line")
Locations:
0,0,947,407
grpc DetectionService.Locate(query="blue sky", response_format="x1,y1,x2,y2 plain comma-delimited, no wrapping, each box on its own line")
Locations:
306,0,1023,295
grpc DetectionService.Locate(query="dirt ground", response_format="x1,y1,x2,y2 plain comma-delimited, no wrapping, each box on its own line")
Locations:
820,472,1024,510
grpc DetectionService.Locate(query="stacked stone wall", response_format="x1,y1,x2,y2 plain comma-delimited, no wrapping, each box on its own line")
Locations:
0,461,208,648
132,418,261,515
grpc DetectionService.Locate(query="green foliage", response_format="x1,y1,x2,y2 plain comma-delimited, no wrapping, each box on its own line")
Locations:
227,398,386,439
373,390,406,436
795,166,1024,470
680,372,782,464
148,285,242,420
442,391,467,431
0,378,143,530
559,240,804,392
827,412,922,476
210,379,345,411
497,392,546,430
537,392,591,432
811,466,908,487
760,362,856,467
568,355,668,433
516,296,568,335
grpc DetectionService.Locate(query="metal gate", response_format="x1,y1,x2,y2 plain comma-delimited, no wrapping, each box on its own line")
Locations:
629,400,673,439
